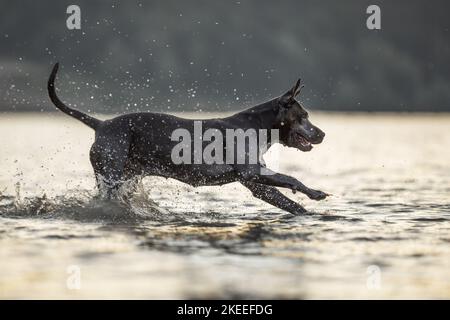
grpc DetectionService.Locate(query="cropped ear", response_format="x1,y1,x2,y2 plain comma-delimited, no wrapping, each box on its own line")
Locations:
279,78,304,106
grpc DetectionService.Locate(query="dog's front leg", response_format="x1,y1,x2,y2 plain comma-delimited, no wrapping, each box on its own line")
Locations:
241,181,306,214
236,165,328,200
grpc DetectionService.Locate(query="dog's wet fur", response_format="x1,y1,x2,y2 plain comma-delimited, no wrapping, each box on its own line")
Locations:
48,63,328,214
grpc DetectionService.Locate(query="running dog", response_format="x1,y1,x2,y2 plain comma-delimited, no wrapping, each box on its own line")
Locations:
48,63,328,214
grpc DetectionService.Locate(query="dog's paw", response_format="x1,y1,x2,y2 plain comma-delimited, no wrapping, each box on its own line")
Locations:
307,189,328,201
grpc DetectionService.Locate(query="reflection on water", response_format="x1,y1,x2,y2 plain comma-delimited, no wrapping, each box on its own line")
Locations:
0,113,449,299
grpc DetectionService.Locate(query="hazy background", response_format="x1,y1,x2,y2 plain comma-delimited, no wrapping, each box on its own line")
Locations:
0,0,449,113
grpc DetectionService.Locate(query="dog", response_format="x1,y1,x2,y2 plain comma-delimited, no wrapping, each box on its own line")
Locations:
48,63,328,214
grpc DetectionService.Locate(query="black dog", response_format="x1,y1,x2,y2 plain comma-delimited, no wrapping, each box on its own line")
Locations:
48,63,328,214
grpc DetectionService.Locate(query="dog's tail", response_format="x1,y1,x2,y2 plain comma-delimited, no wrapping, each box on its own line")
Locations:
48,63,102,130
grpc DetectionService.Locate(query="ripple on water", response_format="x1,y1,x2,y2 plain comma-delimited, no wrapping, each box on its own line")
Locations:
412,217,448,222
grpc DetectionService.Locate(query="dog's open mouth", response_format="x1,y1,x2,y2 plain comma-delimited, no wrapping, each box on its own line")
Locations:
294,132,312,149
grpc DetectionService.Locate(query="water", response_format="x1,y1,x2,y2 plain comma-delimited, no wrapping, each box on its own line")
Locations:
0,112,449,299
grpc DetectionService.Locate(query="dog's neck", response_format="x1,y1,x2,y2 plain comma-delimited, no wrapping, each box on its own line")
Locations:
237,98,280,129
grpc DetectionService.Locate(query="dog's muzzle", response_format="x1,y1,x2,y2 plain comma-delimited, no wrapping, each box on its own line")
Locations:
290,119,325,151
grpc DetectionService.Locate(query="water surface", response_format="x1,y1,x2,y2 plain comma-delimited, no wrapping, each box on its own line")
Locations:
0,112,449,298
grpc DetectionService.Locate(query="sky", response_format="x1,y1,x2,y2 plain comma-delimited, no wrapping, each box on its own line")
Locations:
0,0,449,113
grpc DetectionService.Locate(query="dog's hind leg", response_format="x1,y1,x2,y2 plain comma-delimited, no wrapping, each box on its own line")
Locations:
241,181,306,214
89,132,132,199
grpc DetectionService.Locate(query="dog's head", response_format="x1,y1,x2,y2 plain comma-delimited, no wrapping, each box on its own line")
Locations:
275,79,325,152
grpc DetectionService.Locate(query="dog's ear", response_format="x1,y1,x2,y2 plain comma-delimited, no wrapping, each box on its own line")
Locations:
280,78,304,106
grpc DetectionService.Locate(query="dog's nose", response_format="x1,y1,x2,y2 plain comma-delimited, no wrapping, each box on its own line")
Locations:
317,130,325,139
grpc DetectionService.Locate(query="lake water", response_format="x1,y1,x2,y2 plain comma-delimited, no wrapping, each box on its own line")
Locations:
0,112,449,299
